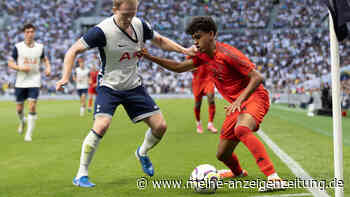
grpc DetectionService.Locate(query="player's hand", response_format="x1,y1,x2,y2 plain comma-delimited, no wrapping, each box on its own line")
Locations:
183,45,198,56
140,48,151,58
19,66,31,73
56,79,68,91
224,98,243,115
45,68,51,77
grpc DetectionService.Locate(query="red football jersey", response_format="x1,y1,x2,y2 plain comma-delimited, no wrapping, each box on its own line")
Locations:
191,42,267,103
192,64,211,84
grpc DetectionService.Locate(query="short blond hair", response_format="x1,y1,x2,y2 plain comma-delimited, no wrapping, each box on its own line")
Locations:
113,0,138,9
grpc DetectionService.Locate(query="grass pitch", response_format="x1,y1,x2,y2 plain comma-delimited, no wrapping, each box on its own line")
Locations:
0,98,349,197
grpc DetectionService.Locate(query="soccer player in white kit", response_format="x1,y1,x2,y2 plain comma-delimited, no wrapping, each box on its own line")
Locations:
8,24,51,142
73,58,90,116
56,0,196,187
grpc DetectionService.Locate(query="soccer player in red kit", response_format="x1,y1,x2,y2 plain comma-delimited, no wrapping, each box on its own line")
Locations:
87,64,98,113
141,16,285,192
191,64,218,134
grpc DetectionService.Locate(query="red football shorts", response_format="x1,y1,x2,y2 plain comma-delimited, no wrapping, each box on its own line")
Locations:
192,81,215,102
88,86,97,95
220,91,270,141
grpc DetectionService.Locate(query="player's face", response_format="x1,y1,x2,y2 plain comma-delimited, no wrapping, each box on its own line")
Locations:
114,1,138,28
192,31,215,54
24,28,35,43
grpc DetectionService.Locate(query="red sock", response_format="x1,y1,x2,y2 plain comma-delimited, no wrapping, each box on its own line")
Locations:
88,97,93,108
209,103,216,122
194,107,201,122
235,126,275,176
222,153,243,176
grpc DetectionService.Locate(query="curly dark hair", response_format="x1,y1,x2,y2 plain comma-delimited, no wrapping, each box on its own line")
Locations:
185,16,217,35
22,24,36,32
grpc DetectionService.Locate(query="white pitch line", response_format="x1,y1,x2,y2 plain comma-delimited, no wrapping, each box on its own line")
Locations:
253,193,312,197
257,130,330,197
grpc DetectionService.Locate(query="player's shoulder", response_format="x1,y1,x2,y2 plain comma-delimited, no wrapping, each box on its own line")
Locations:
15,41,25,48
34,41,44,48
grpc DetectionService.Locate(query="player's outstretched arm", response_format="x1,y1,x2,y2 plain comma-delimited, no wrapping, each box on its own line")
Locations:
141,48,195,73
56,40,87,91
151,33,196,56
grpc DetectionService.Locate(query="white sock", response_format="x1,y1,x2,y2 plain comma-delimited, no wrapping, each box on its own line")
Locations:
208,122,213,126
139,129,161,156
80,107,85,116
267,172,280,180
196,121,201,126
25,113,36,139
76,130,102,178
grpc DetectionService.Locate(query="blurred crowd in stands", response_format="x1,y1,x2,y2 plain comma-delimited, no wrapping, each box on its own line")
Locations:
0,0,349,96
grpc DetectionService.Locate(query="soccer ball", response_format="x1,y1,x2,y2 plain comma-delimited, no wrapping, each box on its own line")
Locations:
189,164,220,194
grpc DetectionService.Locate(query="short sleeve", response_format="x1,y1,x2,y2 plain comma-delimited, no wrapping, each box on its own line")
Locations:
220,45,254,76
11,47,18,60
141,20,154,41
80,27,107,49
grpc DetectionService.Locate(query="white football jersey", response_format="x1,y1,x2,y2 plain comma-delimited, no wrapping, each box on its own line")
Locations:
80,16,155,90
12,41,44,88
75,67,89,89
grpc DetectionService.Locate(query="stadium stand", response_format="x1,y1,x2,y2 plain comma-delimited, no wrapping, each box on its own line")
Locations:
0,0,349,101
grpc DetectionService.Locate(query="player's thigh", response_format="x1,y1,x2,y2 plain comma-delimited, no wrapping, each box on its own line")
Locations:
122,86,161,123
236,95,269,131
15,88,28,104
27,88,39,111
94,86,121,119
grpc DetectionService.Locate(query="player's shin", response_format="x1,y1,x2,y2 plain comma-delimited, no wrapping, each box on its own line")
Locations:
17,111,24,123
139,128,162,156
25,112,37,141
76,130,102,178
235,126,275,176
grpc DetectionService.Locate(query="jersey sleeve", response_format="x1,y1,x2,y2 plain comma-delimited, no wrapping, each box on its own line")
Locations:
80,26,107,49
221,45,255,76
141,20,154,41
11,47,18,61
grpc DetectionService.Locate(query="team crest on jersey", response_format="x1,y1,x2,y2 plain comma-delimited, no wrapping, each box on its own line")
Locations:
119,51,142,62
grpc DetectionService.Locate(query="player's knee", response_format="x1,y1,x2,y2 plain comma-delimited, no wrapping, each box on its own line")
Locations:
93,117,112,135
154,120,167,135
235,125,251,140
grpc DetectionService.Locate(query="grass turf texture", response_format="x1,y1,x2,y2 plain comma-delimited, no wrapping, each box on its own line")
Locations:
0,99,349,197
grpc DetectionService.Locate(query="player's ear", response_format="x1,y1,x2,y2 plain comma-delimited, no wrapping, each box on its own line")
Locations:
209,31,215,39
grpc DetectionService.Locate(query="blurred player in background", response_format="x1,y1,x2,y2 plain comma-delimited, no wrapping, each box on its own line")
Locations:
141,16,285,192
88,63,98,113
191,64,218,134
7,24,51,142
56,0,196,187
73,58,89,116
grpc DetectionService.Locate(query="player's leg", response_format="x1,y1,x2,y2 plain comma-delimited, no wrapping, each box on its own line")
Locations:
74,116,111,187
206,92,217,133
73,86,119,187
87,93,93,112
216,138,246,178
234,113,284,191
194,94,203,133
24,88,39,141
123,85,164,176
15,88,26,134
80,91,87,116
135,113,166,177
